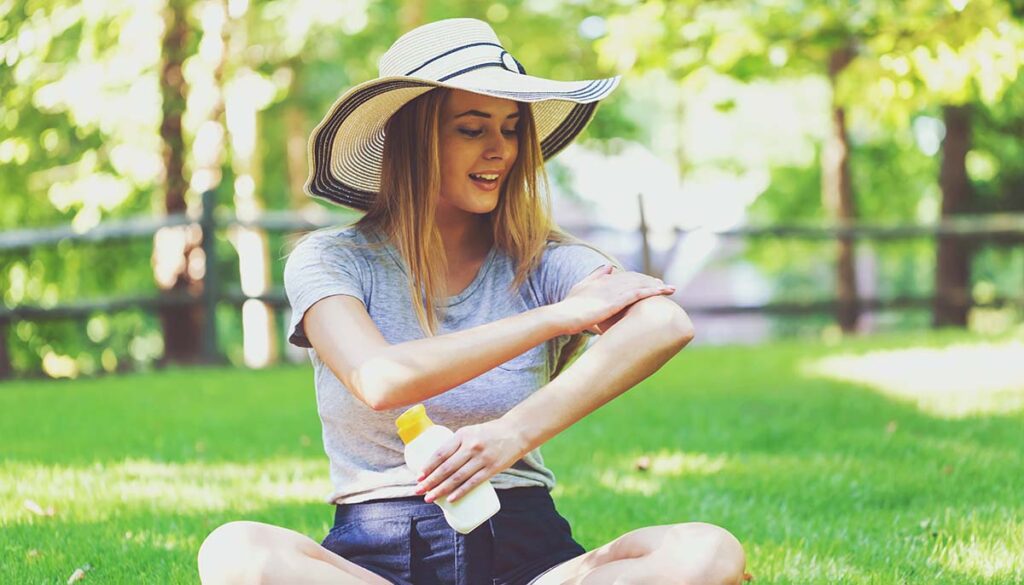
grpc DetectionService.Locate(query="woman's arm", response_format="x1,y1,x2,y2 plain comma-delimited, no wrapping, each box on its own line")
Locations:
304,268,673,411
501,295,694,449
412,295,694,503
305,295,565,411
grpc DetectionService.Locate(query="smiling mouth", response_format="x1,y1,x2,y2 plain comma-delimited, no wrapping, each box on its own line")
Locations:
468,173,500,183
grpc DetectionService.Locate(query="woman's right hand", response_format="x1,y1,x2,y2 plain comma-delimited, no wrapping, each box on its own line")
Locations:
551,265,676,335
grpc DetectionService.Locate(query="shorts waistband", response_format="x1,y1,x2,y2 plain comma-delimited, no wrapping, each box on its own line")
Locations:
333,486,551,524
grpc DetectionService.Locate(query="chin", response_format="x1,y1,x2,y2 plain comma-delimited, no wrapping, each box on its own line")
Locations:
463,195,500,214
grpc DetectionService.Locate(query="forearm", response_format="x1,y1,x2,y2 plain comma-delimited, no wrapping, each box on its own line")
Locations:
500,297,694,451
367,304,565,410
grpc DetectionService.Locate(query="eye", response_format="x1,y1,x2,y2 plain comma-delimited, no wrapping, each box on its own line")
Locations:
457,127,518,138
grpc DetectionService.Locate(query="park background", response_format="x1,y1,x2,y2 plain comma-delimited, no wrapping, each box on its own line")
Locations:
2,0,1023,583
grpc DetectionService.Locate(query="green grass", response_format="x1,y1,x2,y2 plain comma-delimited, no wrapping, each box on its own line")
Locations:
2,328,1023,584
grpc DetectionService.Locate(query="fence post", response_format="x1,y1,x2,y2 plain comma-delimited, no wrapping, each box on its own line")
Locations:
0,318,10,379
200,190,222,363
638,192,654,277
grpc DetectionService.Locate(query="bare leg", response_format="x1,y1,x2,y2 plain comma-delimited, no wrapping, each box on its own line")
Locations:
534,522,746,585
198,521,392,585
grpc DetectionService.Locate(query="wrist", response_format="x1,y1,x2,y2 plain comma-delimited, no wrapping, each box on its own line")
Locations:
496,411,536,457
534,303,575,337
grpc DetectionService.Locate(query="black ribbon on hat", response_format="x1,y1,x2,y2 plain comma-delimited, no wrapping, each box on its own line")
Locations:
499,51,527,75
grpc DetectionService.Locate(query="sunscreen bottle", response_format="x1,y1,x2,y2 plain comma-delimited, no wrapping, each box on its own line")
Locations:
396,404,501,534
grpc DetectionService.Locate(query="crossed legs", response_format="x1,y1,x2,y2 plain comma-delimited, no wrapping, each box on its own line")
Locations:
197,520,746,585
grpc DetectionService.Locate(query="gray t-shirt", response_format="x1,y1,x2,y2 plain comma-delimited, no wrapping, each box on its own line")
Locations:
284,225,611,504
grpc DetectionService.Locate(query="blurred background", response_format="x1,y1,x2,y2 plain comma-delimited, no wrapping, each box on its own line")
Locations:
2,0,1023,379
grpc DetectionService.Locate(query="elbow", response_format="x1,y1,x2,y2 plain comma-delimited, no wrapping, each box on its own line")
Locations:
673,317,695,350
362,388,391,412
671,307,696,347
629,296,695,348
352,358,409,412
663,308,695,352
353,374,395,411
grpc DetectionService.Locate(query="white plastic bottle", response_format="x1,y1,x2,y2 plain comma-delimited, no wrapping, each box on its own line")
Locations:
396,404,501,534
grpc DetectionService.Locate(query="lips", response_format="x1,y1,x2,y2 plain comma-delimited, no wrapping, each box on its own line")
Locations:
468,172,500,182
469,175,499,191
468,171,502,192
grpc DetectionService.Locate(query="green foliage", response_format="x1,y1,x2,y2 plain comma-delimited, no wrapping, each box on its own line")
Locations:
2,0,1023,377
746,160,825,224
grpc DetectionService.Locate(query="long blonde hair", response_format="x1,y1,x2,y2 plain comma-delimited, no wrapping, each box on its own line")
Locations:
348,88,615,378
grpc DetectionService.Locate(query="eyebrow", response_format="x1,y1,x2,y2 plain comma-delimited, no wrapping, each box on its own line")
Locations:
453,109,520,120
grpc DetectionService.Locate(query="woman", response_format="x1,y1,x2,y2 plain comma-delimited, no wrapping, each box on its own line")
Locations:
198,18,746,585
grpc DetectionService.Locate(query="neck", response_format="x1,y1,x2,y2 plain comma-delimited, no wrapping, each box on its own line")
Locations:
434,206,492,264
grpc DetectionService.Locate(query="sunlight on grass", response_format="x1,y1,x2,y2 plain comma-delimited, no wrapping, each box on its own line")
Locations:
2,332,1021,584
0,457,332,525
799,339,1024,418
752,545,869,581
596,451,727,496
932,517,1024,581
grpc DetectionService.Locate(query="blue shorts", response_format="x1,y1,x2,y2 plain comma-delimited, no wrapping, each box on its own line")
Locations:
321,486,586,585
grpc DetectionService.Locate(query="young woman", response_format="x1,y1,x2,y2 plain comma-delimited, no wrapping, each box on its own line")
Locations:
198,18,746,585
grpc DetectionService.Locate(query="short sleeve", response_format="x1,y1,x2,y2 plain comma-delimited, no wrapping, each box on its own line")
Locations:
283,231,366,348
536,242,617,306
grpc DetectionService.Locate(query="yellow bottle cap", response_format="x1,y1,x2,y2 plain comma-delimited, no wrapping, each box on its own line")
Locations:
396,404,434,444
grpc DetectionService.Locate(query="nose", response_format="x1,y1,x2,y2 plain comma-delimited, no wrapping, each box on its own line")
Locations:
483,133,513,162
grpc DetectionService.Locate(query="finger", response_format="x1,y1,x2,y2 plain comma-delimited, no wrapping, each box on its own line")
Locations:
416,436,462,482
605,272,663,290
616,286,675,307
417,447,473,495
425,457,486,504
581,264,614,283
447,466,495,503
647,285,676,297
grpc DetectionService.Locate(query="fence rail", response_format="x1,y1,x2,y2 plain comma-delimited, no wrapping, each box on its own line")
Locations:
4,207,1024,253
2,190,1023,376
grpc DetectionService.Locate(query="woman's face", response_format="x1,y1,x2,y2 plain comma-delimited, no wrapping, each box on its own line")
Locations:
437,89,520,217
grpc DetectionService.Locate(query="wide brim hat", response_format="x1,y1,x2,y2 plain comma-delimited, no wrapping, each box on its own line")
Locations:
305,17,621,211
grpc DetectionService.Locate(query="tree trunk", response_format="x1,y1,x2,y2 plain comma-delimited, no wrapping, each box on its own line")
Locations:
823,46,859,333
933,105,973,328
155,0,204,364
284,59,310,208
0,319,10,379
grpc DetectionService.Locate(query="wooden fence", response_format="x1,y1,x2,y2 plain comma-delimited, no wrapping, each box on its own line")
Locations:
1,190,1022,376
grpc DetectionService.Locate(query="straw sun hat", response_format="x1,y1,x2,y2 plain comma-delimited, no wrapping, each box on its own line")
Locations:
304,17,621,211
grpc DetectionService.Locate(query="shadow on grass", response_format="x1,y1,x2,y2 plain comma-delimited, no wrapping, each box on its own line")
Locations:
1,499,337,584
545,338,1024,584
0,366,325,466
2,332,1022,584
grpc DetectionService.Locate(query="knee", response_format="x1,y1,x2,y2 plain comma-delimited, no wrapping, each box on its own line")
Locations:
664,522,746,585
198,521,274,585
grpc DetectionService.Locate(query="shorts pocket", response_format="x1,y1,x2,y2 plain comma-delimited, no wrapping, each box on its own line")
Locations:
322,516,413,583
489,506,583,584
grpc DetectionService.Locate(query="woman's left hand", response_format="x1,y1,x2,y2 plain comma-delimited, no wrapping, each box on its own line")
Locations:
414,418,529,504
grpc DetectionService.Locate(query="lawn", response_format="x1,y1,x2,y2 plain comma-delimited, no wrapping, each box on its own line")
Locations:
2,328,1023,584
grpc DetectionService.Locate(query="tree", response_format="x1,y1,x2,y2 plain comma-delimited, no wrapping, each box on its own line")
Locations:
595,0,1023,332
155,0,206,364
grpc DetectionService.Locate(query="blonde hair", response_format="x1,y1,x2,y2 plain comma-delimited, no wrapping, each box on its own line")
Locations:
330,88,615,378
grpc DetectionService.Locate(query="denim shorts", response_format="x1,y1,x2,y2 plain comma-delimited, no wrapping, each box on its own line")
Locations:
320,486,586,585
